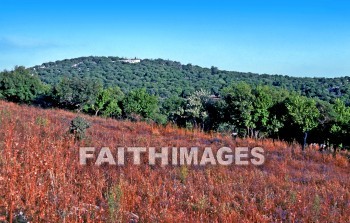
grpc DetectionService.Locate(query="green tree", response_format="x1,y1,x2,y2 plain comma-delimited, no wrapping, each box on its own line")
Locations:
265,88,289,138
0,66,43,103
222,82,255,137
53,77,102,111
122,88,159,120
286,94,320,150
251,85,274,138
329,99,350,148
161,95,186,124
86,87,124,117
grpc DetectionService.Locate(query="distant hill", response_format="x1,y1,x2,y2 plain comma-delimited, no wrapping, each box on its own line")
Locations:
31,56,350,103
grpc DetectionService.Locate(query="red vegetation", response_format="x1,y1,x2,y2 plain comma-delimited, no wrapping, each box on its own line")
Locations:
0,100,349,222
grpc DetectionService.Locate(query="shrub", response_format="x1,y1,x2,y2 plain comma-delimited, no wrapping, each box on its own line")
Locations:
179,166,189,184
69,116,90,140
216,122,235,133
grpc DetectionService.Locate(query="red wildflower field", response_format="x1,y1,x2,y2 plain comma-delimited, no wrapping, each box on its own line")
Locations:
0,100,349,222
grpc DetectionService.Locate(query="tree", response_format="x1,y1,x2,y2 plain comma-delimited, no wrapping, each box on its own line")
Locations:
286,94,320,150
183,89,210,129
0,66,43,103
53,77,102,111
206,98,230,131
211,66,219,75
85,87,124,117
222,82,255,137
329,99,350,149
251,85,274,138
265,88,290,138
122,88,159,120
161,95,185,124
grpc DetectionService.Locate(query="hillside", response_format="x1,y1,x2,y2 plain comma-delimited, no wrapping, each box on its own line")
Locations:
0,100,349,222
31,56,350,103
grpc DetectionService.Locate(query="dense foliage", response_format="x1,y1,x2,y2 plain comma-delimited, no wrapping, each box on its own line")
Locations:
31,56,350,104
0,66,44,103
122,88,160,120
53,77,102,111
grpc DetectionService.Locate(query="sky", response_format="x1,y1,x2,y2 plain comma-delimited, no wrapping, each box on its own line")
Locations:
0,0,349,77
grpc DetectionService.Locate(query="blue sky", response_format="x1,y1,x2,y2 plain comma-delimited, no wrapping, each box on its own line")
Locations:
0,0,349,77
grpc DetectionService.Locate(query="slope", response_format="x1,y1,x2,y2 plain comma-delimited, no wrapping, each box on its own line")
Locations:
0,100,349,222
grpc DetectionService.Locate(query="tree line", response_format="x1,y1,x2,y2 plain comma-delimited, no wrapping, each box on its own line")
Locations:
1,66,349,151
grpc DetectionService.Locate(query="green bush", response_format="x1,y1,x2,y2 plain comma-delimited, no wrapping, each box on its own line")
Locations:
69,116,91,140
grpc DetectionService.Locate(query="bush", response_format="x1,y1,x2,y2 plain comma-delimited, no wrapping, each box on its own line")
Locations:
69,116,90,140
216,122,235,133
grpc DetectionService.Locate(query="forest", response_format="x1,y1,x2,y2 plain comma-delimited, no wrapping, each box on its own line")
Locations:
30,56,350,104
1,57,350,150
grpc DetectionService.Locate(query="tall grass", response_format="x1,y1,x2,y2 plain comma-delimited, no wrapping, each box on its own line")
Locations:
0,100,349,222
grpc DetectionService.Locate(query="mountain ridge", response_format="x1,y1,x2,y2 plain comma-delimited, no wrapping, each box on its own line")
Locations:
30,56,350,104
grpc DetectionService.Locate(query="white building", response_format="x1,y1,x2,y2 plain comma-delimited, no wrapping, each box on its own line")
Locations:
119,59,141,64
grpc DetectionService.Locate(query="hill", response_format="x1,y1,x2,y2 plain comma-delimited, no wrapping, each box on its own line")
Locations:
0,100,349,222
31,56,350,104
2,62,350,149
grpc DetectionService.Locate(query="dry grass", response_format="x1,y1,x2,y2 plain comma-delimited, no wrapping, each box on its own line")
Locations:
0,100,349,222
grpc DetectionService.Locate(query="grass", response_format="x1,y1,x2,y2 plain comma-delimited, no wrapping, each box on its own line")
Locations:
0,100,349,222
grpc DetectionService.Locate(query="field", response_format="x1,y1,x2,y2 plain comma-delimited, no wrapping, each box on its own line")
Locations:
0,100,349,222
